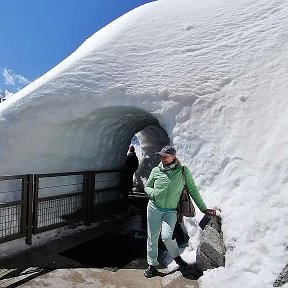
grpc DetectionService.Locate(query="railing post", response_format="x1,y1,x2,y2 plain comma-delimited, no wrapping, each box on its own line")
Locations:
89,171,96,222
83,171,95,226
25,174,34,245
32,175,40,234
83,172,90,226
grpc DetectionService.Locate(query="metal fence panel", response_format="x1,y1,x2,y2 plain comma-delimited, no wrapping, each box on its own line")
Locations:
94,170,123,205
35,193,83,233
90,170,123,220
0,175,27,244
33,172,85,234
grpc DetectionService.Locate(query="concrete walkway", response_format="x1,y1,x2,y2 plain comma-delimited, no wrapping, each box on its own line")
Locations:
12,267,199,288
0,211,199,288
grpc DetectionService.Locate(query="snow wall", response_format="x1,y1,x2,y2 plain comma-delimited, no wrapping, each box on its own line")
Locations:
0,0,288,287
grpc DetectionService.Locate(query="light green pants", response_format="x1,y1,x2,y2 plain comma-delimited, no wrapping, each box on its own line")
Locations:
147,200,180,266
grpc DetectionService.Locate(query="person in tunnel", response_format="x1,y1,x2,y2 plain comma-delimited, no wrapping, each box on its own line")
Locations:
122,145,139,196
143,145,216,278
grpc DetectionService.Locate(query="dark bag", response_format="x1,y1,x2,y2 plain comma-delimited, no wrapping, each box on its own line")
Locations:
199,214,211,230
172,221,189,246
177,166,195,223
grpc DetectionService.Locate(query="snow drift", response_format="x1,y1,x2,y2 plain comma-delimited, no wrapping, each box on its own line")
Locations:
0,0,288,287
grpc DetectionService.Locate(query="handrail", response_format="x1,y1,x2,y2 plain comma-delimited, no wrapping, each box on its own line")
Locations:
35,171,87,178
35,169,122,178
0,175,27,181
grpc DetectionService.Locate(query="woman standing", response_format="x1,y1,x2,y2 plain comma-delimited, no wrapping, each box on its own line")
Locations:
144,146,216,278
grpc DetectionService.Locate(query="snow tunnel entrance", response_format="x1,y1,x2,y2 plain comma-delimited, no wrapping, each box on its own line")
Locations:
83,106,170,186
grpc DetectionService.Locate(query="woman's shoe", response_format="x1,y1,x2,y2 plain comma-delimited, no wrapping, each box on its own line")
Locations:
174,256,190,270
144,265,158,278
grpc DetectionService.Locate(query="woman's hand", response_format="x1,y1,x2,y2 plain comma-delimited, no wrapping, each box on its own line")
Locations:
203,209,217,217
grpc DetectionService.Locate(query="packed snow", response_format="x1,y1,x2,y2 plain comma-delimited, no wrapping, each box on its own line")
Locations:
0,0,288,287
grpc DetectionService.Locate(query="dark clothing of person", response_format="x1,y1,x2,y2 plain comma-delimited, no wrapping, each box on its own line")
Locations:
123,152,139,192
124,152,139,173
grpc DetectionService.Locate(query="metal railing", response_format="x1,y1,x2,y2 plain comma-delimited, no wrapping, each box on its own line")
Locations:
0,175,28,243
0,170,124,245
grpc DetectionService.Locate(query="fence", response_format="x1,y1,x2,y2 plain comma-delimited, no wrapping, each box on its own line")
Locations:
0,170,123,245
0,175,27,243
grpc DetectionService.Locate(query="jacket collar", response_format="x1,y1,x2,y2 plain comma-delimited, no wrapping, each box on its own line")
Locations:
158,159,182,172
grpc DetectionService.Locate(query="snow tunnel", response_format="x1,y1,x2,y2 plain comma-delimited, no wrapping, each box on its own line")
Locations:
70,105,170,188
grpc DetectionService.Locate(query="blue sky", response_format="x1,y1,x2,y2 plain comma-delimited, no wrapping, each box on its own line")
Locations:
0,0,155,92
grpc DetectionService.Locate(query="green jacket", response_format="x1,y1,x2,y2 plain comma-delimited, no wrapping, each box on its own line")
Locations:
145,162,207,212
